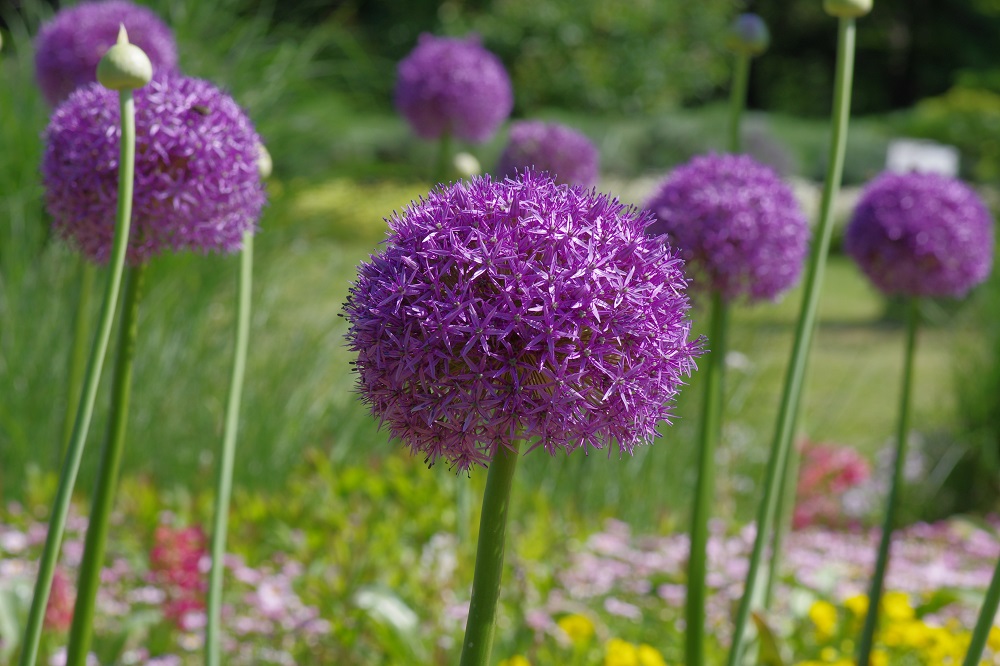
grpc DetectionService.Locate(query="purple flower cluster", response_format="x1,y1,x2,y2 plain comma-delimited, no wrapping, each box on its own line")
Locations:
344,171,701,470
34,0,178,106
844,172,994,298
644,153,810,302
496,120,600,188
42,74,266,264
394,34,513,144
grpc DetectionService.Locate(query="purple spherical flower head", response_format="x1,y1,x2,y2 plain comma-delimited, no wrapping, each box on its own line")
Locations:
345,170,702,471
845,172,994,297
496,120,600,188
42,73,266,265
394,33,513,144
34,0,178,106
644,153,809,302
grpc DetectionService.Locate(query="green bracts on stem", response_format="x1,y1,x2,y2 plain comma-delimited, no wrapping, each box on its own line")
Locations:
725,17,858,666
206,232,255,666
856,298,920,666
460,442,521,666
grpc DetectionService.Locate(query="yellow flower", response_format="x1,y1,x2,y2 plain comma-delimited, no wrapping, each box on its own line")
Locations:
880,591,915,621
558,613,596,645
844,594,869,618
637,644,668,666
870,649,889,666
809,600,839,639
988,626,1000,653
499,657,531,666
605,638,640,666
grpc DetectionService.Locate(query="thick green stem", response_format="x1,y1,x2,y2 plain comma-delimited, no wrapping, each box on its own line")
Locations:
65,263,145,666
62,261,96,460
685,293,729,666
205,232,254,666
459,442,521,666
728,54,751,154
725,18,857,666
962,551,1000,666
763,437,801,608
18,89,138,666
434,131,453,184
856,298,920,666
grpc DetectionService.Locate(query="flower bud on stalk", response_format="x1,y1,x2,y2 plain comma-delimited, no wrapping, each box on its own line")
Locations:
725,13,770,57
824,0,873,18
96,25,152,91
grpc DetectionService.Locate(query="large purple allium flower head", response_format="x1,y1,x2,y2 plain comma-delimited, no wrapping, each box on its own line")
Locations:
844,172,994,297
42,73,266,265
394,33,513,144
496,120,600,188
644,153,809,302
344,170,702,471
34,0,178,106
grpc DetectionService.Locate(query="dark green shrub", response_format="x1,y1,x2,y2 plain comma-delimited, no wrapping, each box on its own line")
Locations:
904,87,1000,183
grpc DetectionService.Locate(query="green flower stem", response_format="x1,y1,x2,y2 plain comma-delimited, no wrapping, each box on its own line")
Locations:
725,17,857,666
685,292,729,666
434,131,453,184
857,297,920,666
459,441,522,666
65,262,146,666
763,434,801,608
206,232,254,666
962,551,1000,666
728,53,751,153
62,261,97,458
17,88,139,666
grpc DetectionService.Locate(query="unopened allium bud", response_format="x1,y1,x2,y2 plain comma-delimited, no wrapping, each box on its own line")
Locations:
96,25,152,91
844,172,994,297
823,0,873,18
43,73,266,264
34,0,176,105
344,170,701,471
644,153,810,302
725,13,770,56
395,34,513,144
257,143,273,180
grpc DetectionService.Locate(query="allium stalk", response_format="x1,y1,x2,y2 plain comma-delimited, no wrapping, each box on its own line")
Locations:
460,440,521,666
726,16,859,666
855,297,919,666
18,32,149,666
61,262,96,456
65,263,146,666
962,553,1000,666
206,227,257,666
684,20,770,661
684,292,728,666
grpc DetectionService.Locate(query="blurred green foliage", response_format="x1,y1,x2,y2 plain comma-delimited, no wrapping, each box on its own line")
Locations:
445,0,740,114
903,87,1000,182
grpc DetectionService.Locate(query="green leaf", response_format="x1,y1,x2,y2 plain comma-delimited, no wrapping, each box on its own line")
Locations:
752,611,787,666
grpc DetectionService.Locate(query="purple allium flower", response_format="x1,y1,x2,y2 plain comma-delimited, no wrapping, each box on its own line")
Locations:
34,0,178,106
844,172,994,297
644,153,809,302
344,170,701,471
394,34,513,144
42,73,266,264
496,120,600,188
